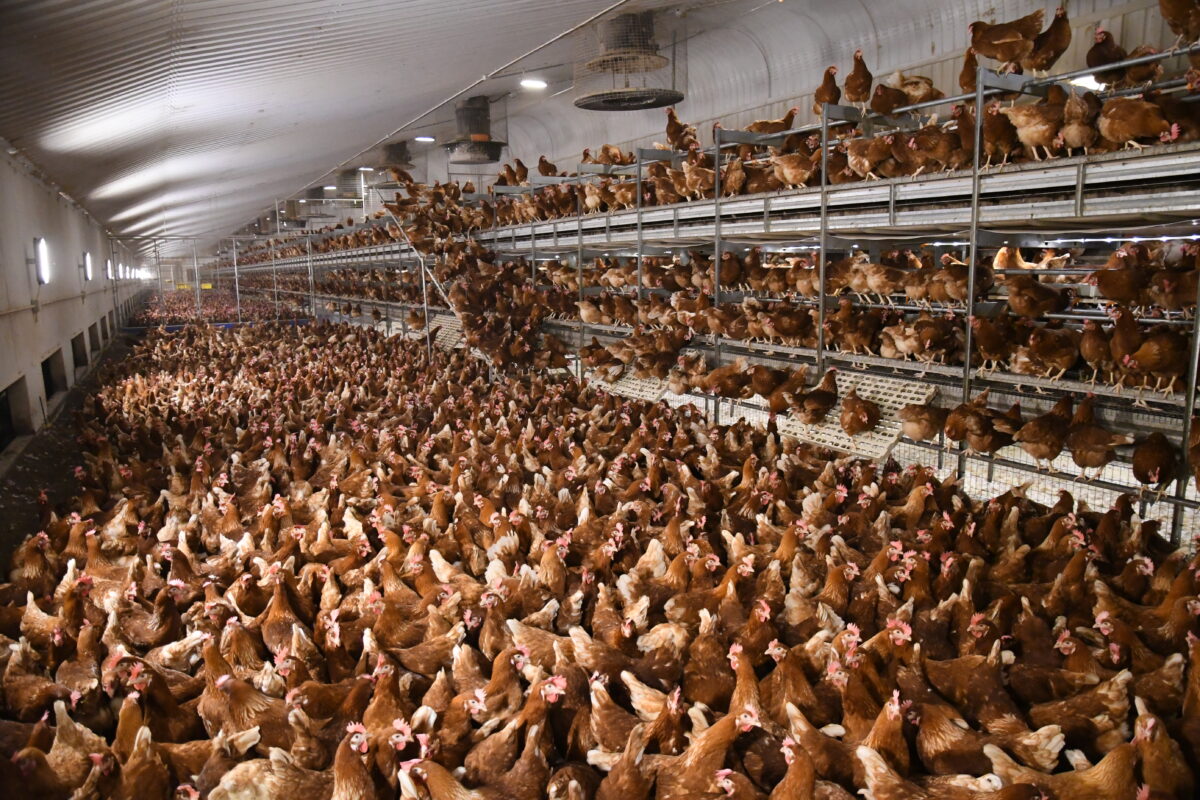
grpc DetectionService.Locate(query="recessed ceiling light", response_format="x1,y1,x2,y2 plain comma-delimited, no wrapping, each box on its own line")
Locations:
414,135,435,143
358,166,374,172
520,77,548,90
323,185,337,191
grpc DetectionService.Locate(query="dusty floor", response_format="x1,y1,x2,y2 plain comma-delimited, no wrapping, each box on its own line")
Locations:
0,334,136,566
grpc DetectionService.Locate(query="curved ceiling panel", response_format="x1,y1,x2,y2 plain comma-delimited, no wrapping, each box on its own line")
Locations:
0,0,628,255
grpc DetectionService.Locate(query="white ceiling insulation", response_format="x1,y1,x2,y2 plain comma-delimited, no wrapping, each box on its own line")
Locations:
0,0,626,255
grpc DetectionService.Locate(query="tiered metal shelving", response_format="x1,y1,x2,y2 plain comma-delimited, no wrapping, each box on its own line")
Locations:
209,51,1200,541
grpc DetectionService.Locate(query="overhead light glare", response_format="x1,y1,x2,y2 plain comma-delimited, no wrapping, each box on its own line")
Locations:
35,237,51,284
323,185,337,191
520,77,548,90
358,166,375,172
298,199,307,203
414,135,436,143
1069,75,1103,91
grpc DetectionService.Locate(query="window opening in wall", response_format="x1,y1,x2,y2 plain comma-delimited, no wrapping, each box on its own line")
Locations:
0,386,15,453
0,377,33,453
71,333,88,376
41,349,67,399
88,323,101,353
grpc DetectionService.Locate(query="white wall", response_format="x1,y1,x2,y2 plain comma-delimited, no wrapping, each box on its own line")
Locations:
0,150,144,434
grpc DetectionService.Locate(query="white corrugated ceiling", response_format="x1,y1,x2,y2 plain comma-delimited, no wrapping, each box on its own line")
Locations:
0,0,626,254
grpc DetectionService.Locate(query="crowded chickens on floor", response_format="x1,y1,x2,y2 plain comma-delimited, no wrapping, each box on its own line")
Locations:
130,291,306,327
1,321,1198,800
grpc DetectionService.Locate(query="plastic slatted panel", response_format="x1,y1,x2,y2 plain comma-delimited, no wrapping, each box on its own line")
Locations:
605,374,669,403
429,313,463,350
778,372,936,460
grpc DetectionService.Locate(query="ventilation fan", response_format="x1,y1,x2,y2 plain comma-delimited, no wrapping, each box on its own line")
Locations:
573,8,686,111
381,141,413,168
444,96,507,164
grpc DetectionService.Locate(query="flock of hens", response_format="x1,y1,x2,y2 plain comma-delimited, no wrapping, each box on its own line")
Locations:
3,322,1199,800
130,293,306,329
6,4,1200,800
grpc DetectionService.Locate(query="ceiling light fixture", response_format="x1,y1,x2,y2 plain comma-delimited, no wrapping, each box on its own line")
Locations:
358,166,375,172
298,199,307,203
323,185,336,191
34,237,51,284
84,252,93,281
414,135,435,143
521,77,548,90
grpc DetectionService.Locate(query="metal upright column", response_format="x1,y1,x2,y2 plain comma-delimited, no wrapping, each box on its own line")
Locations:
417,244,432,358
961,67,987,405
711,129,724,424
191,240,202,315
232,240,242,324
958,67,988,477
530,200,538,295
155,241,164,298
383,256,392,336
270,248,279,318
107,237,120,325
1169,278,1200,542
635,152,644,304
306,236,316,318
576,188,584,380
816,108,831,374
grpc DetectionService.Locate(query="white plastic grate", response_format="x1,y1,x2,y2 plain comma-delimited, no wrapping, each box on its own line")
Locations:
779,372,937,460
429,313,463,350
604,374,669,403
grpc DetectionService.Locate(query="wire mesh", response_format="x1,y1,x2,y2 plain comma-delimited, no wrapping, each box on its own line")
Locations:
572,5,686,112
